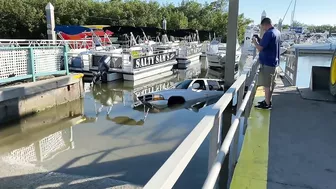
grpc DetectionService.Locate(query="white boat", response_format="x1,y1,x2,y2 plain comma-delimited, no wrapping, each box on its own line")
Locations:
53,25,124,75
280,41,292,55
176,41,203,69
87,31,179,81
175,31,203,69
65,27,206,82
206,39,241,69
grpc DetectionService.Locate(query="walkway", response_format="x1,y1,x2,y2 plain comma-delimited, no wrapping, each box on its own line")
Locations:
231,73,336,189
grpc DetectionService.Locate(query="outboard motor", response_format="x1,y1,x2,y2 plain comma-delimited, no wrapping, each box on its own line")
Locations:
92,55,111,84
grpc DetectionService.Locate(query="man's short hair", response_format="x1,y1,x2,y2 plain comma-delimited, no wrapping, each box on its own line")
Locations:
261,17,272,25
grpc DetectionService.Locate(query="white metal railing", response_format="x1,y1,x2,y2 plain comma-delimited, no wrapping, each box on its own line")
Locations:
0,39,95,50
0,46,68,83
143,54,260,189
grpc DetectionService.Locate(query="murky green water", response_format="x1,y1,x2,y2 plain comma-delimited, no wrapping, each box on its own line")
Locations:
0,60,230,188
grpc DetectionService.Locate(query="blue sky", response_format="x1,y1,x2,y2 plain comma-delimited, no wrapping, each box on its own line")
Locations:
163,0,336,26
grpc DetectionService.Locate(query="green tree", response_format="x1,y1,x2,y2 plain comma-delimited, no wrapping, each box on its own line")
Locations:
0,0,252,41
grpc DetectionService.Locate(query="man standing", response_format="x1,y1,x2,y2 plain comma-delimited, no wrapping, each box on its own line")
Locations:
252,17,281,110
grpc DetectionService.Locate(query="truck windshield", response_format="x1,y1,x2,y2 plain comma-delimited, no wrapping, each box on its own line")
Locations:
175,80,192,89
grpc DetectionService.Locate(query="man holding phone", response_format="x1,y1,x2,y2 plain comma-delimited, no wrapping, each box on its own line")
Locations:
252,17,281,110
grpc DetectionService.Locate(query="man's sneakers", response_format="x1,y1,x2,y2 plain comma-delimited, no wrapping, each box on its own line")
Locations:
255,100,272,110
258,100,266,105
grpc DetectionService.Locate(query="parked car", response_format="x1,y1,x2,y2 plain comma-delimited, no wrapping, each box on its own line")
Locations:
133,78,225,109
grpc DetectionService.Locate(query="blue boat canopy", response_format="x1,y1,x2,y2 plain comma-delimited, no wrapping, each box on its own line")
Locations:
54,25,92,35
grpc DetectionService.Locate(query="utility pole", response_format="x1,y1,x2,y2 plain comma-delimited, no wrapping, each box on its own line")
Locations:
224,0,239,86
291,0,297,27
45,2,56,41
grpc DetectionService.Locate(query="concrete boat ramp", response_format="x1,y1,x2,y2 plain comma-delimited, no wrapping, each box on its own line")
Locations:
0,159,141,189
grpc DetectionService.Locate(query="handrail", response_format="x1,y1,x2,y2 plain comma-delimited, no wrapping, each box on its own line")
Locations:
143,54,259,189
0,39,95,50
203,75,257,188
0,46,69,83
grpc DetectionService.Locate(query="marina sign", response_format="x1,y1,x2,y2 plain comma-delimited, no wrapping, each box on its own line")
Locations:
133,52,176,69
290,26,303,34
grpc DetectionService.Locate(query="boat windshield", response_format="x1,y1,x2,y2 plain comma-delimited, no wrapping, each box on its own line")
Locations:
175,80,193,89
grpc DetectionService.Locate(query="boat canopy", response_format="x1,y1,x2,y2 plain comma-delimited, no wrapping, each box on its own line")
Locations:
83,25,110,30
103,26,163,37
198,30,214,36
84,30,113,36
59,32,87,40
140,27,164,36
165,29,197,37
103,26,143,36
55,25,92,35
55,25,114,36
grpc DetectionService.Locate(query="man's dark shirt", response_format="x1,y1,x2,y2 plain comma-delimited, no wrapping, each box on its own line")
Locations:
259,27,281,67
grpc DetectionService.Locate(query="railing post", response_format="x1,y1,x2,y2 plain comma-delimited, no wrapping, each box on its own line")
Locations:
208,114,222,189
63,44,69,75
237,116,245,156
244,64,259,134
28,47,36,82
208,114,222,171
252,47,257,59
228,81,245,184
293,48,299,85
218,105,235,189
228,114,239,184
236,80,246,110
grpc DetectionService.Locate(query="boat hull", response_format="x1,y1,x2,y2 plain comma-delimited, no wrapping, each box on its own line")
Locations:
123,60,177,81
176,53,202,69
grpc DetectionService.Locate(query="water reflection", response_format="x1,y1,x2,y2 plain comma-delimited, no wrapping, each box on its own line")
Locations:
107,116,146,126
0,100,84,165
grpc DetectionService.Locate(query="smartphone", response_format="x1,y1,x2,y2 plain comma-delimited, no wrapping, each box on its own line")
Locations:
253,34,261,43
